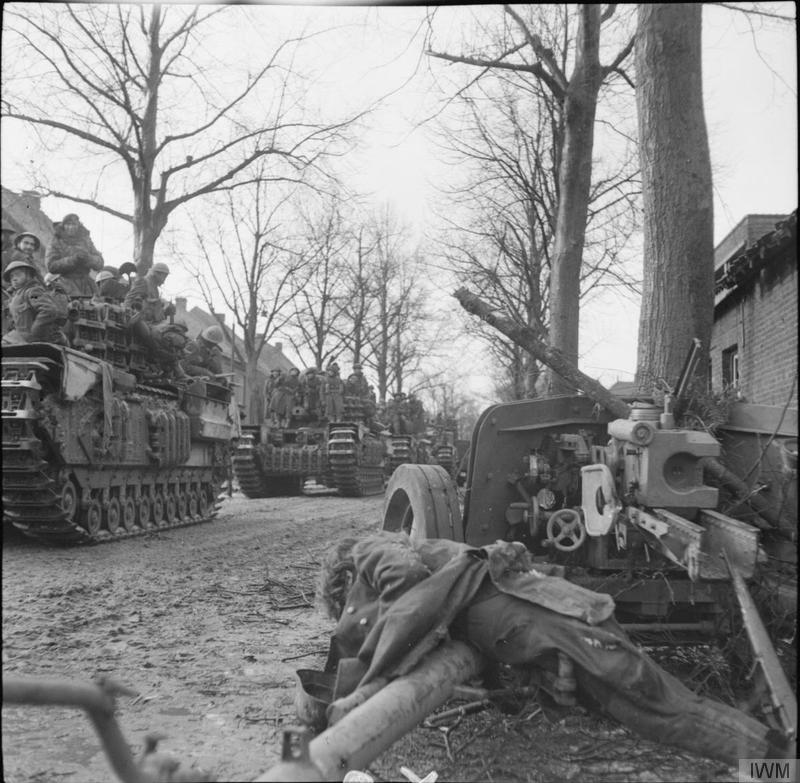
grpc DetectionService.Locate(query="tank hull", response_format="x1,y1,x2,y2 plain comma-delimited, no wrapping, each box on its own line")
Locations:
2,342,234,544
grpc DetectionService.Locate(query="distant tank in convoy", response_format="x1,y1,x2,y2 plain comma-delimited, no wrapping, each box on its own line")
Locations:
233,362,386,498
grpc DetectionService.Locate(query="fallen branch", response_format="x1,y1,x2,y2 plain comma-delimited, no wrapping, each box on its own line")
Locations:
281,648,329,663
453,288,631,419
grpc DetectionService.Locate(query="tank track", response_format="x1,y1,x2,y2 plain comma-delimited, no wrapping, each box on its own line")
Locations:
433,445,456,478
2,451,225,545
387,435,413,475
328,425,385,497
232,433,313,498
232,433,272,498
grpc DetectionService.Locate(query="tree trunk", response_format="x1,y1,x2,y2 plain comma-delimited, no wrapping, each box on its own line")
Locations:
245,360,263,425
133,6,162,275
546,4,603,395
635,4,713,393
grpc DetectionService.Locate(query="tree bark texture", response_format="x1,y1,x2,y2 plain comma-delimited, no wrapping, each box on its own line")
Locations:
635,4,714,393
454,288,631,419
546,4,603,395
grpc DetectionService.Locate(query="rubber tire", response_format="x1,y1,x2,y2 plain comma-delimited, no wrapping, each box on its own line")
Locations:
382,463,463,542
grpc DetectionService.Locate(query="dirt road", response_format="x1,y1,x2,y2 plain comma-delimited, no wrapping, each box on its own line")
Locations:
2,493,741,783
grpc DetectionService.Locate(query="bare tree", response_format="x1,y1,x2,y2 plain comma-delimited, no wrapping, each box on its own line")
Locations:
427,4,635,394
355,209,440,402
634,4,713,392
284,195,352,370
433,50,639,400
177,175,309,423
336,225,379,368
1,4,357,273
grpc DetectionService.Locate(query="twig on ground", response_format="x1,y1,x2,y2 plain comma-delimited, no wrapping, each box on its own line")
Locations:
281,648,328,663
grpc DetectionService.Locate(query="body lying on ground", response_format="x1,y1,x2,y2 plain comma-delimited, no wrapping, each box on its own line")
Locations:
309,530,793,766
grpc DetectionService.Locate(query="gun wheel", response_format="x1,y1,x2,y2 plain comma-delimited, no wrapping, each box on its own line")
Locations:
382,464,463,543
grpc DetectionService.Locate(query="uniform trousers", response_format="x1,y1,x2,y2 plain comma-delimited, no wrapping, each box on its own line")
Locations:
461,584,773,765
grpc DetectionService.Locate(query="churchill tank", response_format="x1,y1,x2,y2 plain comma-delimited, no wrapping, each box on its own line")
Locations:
2,300,236,544
233,392,385,498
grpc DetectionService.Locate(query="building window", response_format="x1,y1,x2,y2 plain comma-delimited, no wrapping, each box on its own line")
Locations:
722,345,739,389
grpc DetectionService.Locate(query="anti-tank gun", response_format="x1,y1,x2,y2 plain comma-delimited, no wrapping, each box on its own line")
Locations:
381,293,796,738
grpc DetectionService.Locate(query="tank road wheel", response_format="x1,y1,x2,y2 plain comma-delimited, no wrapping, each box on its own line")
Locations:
81,500,103,537
59,480,80,525
188,491,199,519
165,492,178,524
138,495,153,529
176,492,188,521
122,497,137,532
106,498,122,535
198,487,210,518
382,464,463,543
152,493,166,526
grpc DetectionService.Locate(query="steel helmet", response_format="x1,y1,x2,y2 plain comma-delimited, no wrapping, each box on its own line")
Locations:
119,262,138,276
151,262,170,275
200,325,224,346
3,258,39,282
95,270,116,283
13,232,41,250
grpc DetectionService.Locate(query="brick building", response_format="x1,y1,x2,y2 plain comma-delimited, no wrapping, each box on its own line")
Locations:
711,211,797,406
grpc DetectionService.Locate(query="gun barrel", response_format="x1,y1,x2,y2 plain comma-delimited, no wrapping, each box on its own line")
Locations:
255,640,485,781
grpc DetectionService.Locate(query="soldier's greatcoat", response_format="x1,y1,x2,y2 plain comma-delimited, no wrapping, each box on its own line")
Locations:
46,221,104,297
323,532,779,766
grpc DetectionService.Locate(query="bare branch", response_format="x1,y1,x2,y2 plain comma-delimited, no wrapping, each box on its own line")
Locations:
426,47,565,101
710,2,796,21
503,4,569,94
42,191,133,224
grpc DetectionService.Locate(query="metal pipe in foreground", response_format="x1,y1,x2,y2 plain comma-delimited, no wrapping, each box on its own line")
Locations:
256,640,486,782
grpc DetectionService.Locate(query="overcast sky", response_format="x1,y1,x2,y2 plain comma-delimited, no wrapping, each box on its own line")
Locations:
1,2,796,400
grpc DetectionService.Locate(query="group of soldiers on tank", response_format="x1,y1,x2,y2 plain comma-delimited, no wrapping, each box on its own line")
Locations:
383,390,425,435
265,360,378,429
1,215,225,382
